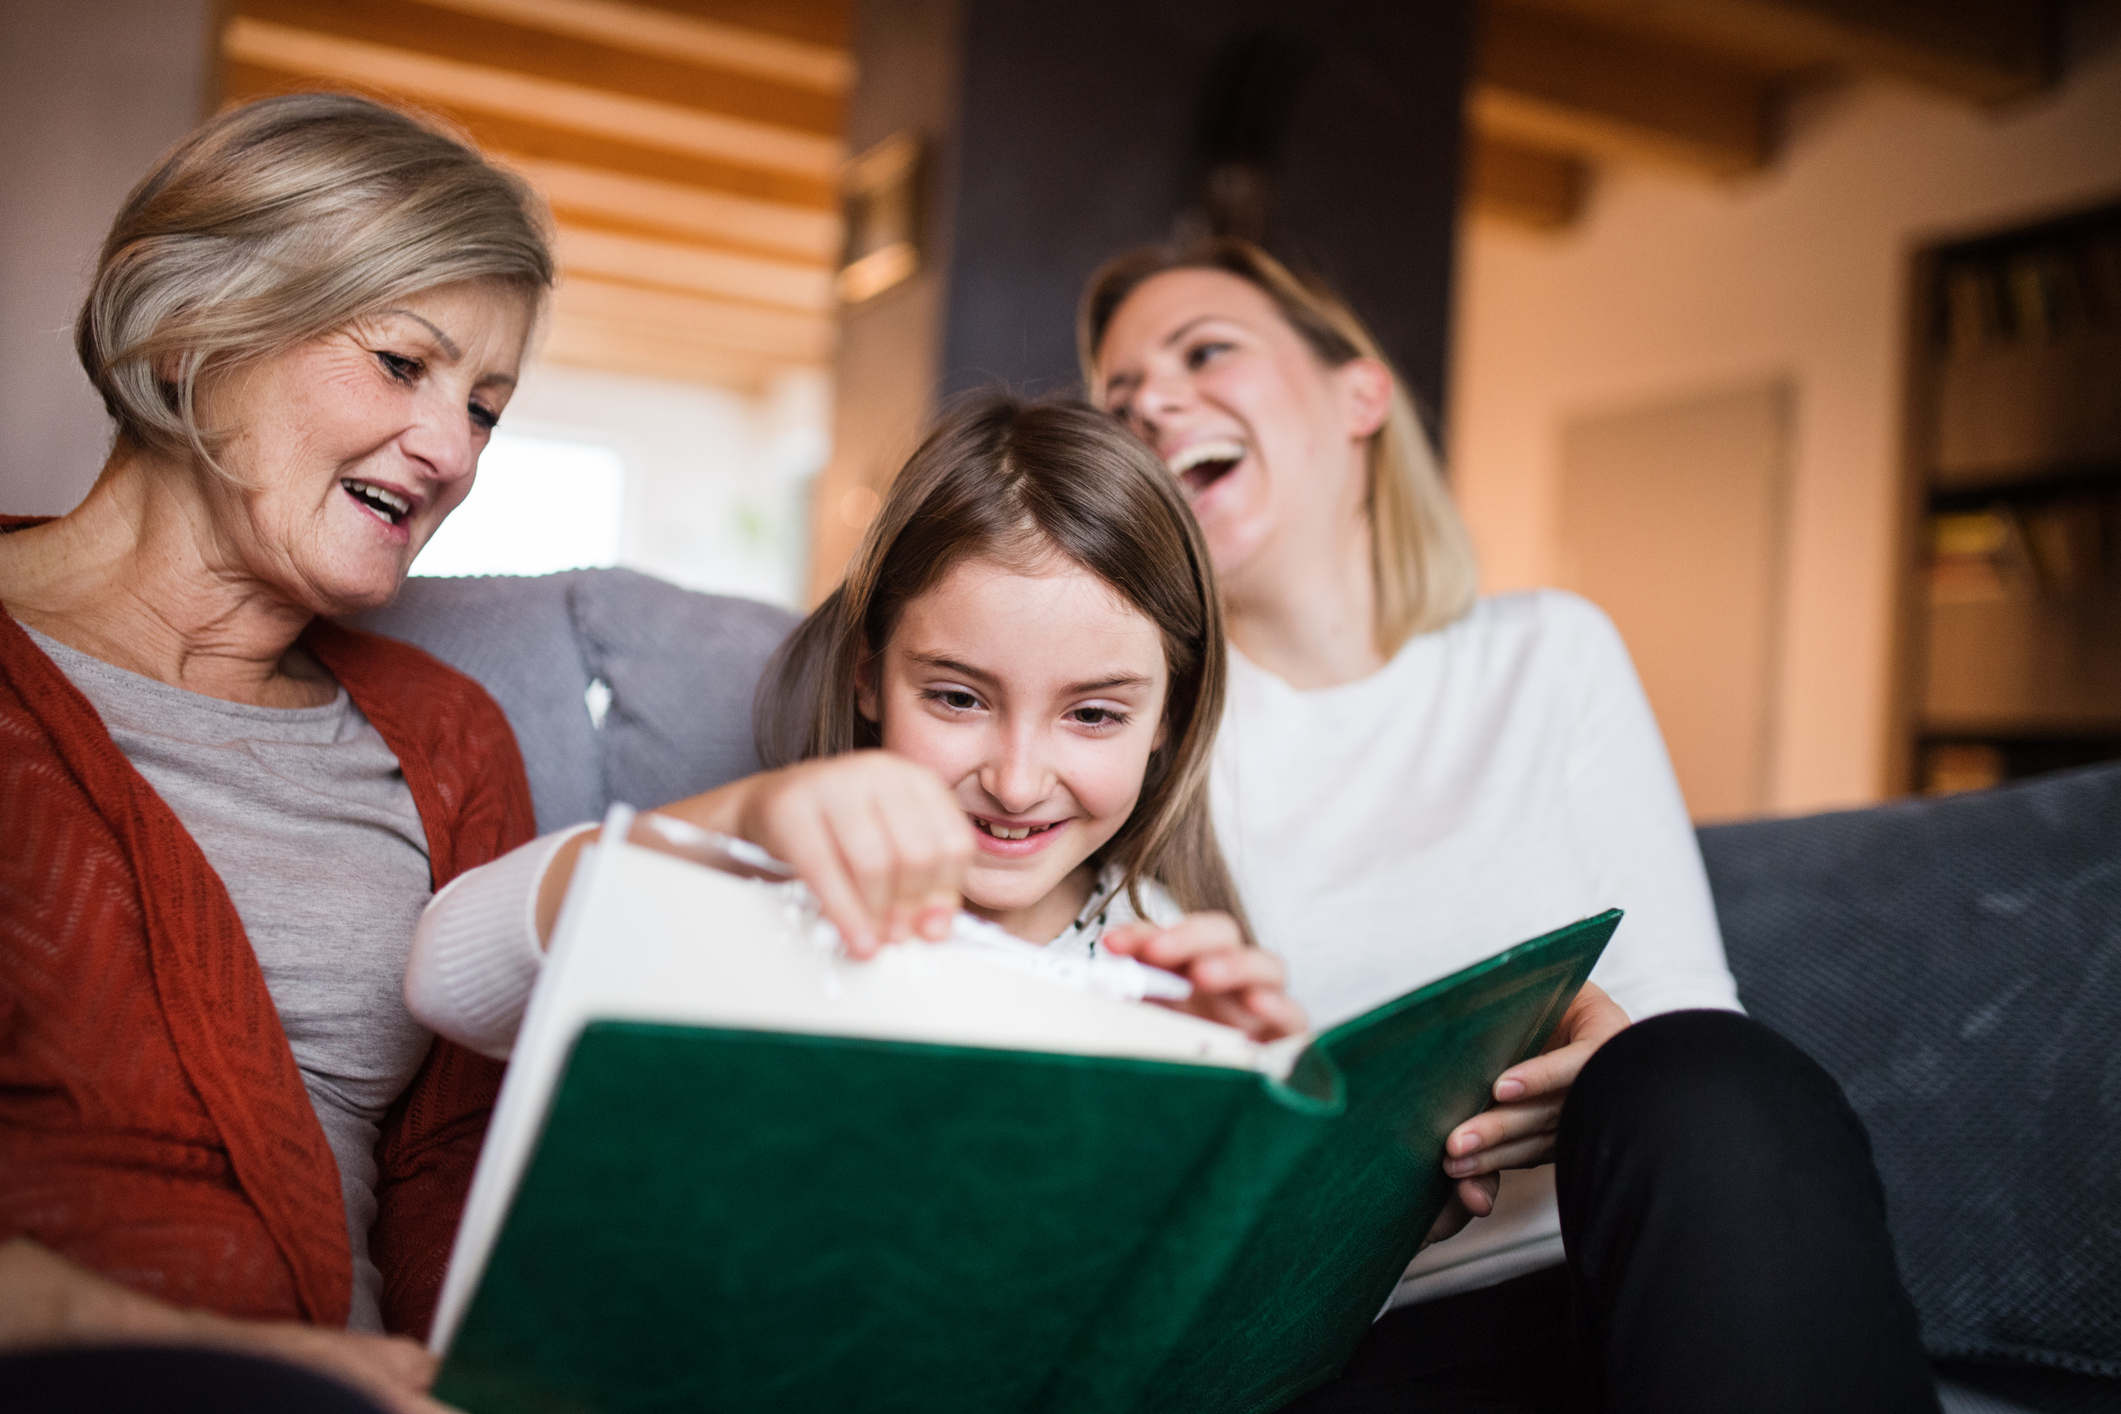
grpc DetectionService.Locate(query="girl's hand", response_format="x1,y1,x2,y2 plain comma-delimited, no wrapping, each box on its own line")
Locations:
1425,981,1631,1244
673,751,975,958
1099,913,1307,1042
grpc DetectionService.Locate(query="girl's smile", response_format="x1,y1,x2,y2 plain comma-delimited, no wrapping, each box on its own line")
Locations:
858,553,1170,943
969,812,1068,855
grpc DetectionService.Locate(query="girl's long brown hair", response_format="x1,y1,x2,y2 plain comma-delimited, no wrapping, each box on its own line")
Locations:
757,392,1249,935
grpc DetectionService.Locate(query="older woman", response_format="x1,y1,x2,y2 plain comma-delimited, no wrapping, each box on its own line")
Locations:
1081,240,1938,1412
0,93,550,1410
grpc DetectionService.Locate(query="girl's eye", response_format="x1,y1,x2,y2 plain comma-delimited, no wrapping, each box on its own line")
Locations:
376,350,422,384
1068,705,1130,730
469,401,500,432
921,687,983,713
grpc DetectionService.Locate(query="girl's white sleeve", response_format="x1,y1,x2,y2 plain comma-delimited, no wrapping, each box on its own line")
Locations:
404,823,595,1058
1549,594,1744,1020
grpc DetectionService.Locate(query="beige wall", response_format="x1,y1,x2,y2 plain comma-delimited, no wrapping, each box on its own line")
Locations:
1448,33,2121,816
1,0,215,514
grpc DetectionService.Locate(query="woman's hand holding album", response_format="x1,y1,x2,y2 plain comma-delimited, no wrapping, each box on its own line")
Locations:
1423,981,1632,1247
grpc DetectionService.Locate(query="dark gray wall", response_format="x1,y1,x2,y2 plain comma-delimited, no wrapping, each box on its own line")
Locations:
936,1,1471,439
812,0,967,596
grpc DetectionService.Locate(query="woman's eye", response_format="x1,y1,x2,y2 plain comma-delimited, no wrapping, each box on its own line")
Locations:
376,350,423,384
469,401,500,432
1184,341,1231,370
1069,705,1130,730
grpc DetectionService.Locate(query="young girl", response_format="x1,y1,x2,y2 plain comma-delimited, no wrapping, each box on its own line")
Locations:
405,393,1303,1053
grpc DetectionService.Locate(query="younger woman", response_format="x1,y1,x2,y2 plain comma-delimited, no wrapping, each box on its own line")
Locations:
1081,238,1934,1412
406,394,1303,1054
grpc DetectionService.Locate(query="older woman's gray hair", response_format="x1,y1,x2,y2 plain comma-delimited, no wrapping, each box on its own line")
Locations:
76,91,555,477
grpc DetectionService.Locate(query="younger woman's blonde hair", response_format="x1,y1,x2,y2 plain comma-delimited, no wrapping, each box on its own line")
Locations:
1078,238,1477,656
758,392,1250,937
76,91,554,477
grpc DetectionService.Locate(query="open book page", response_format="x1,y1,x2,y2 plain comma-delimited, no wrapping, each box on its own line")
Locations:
432,812,1310,1351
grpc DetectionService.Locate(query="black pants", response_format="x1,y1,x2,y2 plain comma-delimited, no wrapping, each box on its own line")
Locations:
1284,1010,1940,1414
0,1344,392,1413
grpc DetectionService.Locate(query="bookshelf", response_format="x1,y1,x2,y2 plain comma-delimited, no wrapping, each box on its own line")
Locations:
1897,197,2121,796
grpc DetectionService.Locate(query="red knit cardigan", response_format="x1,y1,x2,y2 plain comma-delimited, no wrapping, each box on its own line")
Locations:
0,543,534,1337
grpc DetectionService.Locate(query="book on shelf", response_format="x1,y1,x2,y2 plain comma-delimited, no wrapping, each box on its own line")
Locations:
1941,261,1999,353
2083,234,2121,329
1927,507,2038,603
1920,742,2007,796
1936,221,2121,356
1927,501,2117,605
427,808,1618,1414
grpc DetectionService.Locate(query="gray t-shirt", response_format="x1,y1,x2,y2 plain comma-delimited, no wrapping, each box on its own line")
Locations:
30,627,435,1331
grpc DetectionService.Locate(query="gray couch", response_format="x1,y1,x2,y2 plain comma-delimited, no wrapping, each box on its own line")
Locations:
1700,770,2120,1414
355,568,2121,1414
356,567,797,835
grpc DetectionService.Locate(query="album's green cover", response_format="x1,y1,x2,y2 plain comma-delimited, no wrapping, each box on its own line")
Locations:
435,909,1617,1414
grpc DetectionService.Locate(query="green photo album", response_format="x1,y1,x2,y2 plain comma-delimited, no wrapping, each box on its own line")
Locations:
431,809,1618,1414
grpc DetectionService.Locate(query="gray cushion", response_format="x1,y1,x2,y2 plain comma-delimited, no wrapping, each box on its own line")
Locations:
1700,764,2121,1382
350,569,796,833
349,572,604,834
1936,1362,2121,1414
568,568,796,813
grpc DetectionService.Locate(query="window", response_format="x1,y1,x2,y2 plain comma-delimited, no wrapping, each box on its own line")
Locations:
414,432,627,578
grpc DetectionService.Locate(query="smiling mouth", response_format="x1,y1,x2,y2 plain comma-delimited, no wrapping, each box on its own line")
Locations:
1166,440,1245,498
341,478,412,527
972,817,1063,842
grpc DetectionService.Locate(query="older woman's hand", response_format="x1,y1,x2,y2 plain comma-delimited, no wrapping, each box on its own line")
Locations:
192,1318,457,1414
0,1239,460,1414
1423,981,1631,1247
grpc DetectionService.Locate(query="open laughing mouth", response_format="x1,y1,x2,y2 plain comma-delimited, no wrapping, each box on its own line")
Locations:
341,478,412,527
1166,440,1244,499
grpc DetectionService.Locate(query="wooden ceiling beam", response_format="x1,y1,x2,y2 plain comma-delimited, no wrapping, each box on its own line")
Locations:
1765,0,2050,101
538,313,810,393
552,222,834,311
543,196,835,269
1503,0,2051,105
1464,132,1589,229
219,62,840,215
553,277,834,362
618,0,851,52
222,15,842,180
228,0,843,135
415,0,850,93
1473,0,1775,177
521,160,839,264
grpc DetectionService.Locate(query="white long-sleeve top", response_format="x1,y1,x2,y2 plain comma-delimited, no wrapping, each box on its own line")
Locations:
402,824,593,1058
403,828,1176,1060
1209,588,1742,1308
